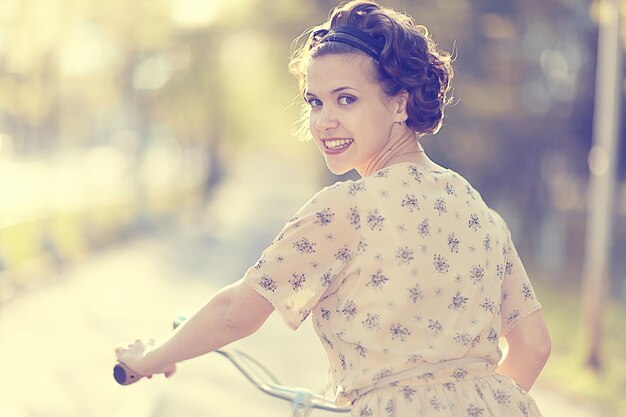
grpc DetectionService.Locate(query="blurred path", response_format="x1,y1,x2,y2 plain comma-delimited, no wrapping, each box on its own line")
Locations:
0,155,603,417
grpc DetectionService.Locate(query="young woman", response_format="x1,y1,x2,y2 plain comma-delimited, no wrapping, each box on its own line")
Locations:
116,1,551,415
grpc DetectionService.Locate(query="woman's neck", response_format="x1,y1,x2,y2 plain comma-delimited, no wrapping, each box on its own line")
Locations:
361,128,425,177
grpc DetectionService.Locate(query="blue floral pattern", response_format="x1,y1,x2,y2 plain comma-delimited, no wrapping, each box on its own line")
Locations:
244,162,542,416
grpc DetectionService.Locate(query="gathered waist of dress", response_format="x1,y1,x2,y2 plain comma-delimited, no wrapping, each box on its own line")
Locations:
336,357,496,406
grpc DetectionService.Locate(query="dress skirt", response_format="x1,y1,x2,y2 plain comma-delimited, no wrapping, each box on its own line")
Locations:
349,361,543,417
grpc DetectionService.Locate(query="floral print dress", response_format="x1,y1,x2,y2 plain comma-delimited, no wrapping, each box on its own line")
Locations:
244,162,543,417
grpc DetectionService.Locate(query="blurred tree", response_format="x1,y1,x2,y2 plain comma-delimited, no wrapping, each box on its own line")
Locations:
581,0,622,371
1,0,623,301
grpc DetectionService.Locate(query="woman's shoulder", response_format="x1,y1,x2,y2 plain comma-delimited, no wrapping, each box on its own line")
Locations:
310,163,484,202
308,179,361,207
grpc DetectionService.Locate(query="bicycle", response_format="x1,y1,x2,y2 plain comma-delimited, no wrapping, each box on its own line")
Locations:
114,315,351,417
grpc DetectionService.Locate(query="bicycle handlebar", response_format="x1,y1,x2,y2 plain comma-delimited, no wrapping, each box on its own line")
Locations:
113,318,350,413
113,362,142,386
215,349,349,412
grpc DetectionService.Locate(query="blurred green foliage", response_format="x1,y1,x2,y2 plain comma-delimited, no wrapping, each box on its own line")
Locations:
1,2,623,279
537,277,626,416
4,0,618,259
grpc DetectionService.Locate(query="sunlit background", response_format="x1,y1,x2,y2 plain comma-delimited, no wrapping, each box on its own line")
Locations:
1,0,624,416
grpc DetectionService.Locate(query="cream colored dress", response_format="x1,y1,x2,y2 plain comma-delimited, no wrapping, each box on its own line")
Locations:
244,162,543,417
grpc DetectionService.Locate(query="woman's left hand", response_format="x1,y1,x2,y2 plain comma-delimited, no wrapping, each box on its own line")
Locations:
115,338,176,379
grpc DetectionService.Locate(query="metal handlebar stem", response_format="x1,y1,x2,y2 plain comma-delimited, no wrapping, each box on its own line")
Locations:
167,314,350,416
214,348,350,417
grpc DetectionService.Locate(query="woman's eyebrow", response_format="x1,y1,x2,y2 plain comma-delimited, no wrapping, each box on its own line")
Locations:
305,86,359,98
330,86,359,94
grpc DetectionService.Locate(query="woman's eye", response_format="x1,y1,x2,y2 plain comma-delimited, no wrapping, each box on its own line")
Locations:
307,98,322,108
338,96,355,105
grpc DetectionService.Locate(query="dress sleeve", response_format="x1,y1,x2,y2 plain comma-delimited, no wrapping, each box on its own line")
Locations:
500,227,542,336
243,183,359,330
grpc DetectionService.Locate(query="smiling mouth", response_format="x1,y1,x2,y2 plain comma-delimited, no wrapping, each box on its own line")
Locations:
324,138,354,150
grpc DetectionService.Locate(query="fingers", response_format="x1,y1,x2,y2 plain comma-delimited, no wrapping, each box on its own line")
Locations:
115,338,171,380
116,339,148,354
164,364,177,378
115,345,129,361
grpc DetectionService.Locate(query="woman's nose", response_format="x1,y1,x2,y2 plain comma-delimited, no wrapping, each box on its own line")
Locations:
315,106,339,131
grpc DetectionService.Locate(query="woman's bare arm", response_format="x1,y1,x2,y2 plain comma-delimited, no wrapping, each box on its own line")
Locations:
116,278,274,377
497,310,551,392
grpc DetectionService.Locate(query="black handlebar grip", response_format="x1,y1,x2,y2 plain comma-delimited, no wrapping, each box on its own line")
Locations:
114,313,187,386
114,362,142,385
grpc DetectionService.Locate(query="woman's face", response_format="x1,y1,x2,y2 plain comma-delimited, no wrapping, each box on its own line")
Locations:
305,53,405,176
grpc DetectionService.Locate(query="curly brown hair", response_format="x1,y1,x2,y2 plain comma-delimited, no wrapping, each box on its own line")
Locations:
289,0,453,139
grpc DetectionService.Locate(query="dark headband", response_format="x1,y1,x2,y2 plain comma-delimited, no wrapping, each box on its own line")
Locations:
314,26,384,60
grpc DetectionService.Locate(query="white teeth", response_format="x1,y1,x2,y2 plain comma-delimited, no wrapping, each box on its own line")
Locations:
325,139,353,149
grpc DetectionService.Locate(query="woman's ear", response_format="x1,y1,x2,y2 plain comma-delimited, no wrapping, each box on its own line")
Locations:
393,91,409,123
